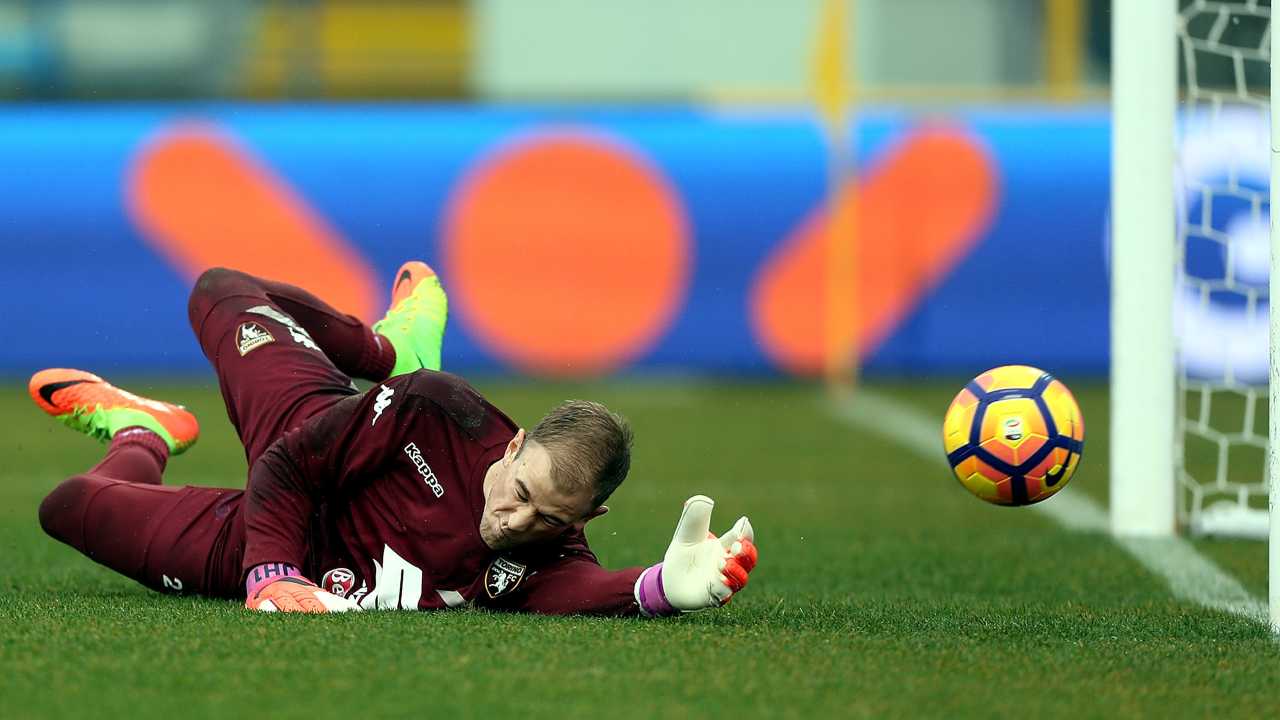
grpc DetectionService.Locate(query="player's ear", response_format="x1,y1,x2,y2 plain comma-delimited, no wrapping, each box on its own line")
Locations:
504,429,526,464
577,505,609,528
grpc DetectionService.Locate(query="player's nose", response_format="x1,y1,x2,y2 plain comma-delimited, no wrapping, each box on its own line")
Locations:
507,507,535,531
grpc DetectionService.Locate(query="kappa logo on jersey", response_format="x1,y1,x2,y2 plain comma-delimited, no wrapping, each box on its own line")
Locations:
245,304,320,352
485,557,528,599
372,385,394,426
236,321,275,356
404,442,445,498
321,567,357,598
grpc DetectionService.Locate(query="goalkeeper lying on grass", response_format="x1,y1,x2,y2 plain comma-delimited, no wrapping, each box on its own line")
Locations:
31,265,757,615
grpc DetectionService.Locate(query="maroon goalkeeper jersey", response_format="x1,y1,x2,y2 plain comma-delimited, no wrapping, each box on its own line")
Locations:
243,370,643,615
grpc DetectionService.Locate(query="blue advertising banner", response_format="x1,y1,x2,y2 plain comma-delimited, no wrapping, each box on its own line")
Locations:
0,105,1113,378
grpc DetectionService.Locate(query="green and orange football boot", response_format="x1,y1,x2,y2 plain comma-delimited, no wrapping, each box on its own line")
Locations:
29,369,199,455
371,260,448,378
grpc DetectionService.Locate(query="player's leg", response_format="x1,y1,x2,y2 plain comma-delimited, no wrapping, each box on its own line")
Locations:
72,427,169,485
189,264,447,382
259,260,448,377
186,265,448,464
187,268,363,465
265,261,448,378
188,267,395,383
30,383,244,598
38,467,245,599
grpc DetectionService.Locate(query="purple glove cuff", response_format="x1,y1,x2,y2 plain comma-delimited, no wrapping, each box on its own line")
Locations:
245,562,303,599
635,563,677,617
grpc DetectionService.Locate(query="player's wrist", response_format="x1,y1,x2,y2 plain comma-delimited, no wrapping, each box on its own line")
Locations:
634,563,677,617
245,561,304,599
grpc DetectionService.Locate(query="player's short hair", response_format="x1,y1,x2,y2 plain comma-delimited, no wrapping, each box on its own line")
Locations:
527,400,633,508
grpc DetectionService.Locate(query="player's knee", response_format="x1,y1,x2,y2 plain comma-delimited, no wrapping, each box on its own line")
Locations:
38,476,94,543
189,266,240,306
188,267,250,328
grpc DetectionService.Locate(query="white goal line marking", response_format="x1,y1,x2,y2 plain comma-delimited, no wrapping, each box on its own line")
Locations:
828,388,1267,624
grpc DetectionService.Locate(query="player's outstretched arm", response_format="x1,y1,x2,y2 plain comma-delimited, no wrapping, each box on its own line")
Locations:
634,495,758,616
472,495,756,617
242,374,420,613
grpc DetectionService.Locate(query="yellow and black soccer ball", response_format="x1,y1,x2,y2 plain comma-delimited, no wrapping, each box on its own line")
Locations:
942,365,1085,506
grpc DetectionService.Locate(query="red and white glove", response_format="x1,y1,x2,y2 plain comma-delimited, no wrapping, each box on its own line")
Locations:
244,563,360,613
634,495,758,615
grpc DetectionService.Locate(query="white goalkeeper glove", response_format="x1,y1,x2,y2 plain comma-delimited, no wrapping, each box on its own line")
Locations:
634,495,758,615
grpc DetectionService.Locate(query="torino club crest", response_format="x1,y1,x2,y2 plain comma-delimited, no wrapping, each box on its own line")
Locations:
485,557,527,598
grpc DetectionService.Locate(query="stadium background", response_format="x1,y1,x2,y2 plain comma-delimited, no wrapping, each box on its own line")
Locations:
0,0,1133,380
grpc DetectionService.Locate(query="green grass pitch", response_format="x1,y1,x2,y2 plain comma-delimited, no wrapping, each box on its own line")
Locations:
1,378,1278,718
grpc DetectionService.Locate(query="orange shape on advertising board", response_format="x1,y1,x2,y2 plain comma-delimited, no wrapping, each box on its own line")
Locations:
127,125,379,322
749,126,999,375
444,131,691,376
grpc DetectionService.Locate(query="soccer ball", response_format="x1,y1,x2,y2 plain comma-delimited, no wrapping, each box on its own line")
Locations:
942,365,1084,506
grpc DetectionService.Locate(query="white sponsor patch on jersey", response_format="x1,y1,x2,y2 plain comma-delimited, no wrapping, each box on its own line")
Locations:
245,304,320,351
372,384,394,426
321,567,357,598
436,589,467,608
360,544,424,610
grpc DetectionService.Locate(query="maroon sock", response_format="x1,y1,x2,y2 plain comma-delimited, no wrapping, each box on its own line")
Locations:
363,333,397,382
89,427,169,485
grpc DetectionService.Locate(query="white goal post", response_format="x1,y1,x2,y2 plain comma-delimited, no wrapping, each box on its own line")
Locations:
1112,0,1277,630
1270,0,1279,634
1111,0,1178,539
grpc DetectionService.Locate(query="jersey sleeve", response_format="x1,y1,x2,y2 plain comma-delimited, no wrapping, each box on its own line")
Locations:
241,374,424,575
472,532,646,616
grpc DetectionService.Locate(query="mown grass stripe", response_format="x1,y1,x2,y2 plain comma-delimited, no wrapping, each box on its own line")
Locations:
828,387,1268,624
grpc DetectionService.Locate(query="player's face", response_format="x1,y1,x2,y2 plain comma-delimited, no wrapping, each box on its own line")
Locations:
480,430,603,551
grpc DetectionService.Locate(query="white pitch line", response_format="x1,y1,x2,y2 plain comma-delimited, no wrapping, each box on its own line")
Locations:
828,388,1267,624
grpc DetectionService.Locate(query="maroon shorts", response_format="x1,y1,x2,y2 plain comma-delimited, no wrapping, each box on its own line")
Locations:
40,476,248,598
40,269,361,599
186,268,360,467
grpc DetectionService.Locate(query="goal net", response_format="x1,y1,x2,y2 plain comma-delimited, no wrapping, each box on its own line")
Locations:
1175,0,1271,539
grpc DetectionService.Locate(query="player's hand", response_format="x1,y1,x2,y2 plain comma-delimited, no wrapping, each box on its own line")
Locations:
246,576,360,613
635,495,758,615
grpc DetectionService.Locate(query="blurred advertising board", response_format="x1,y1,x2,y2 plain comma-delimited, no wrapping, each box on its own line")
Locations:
1,105,1115,378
